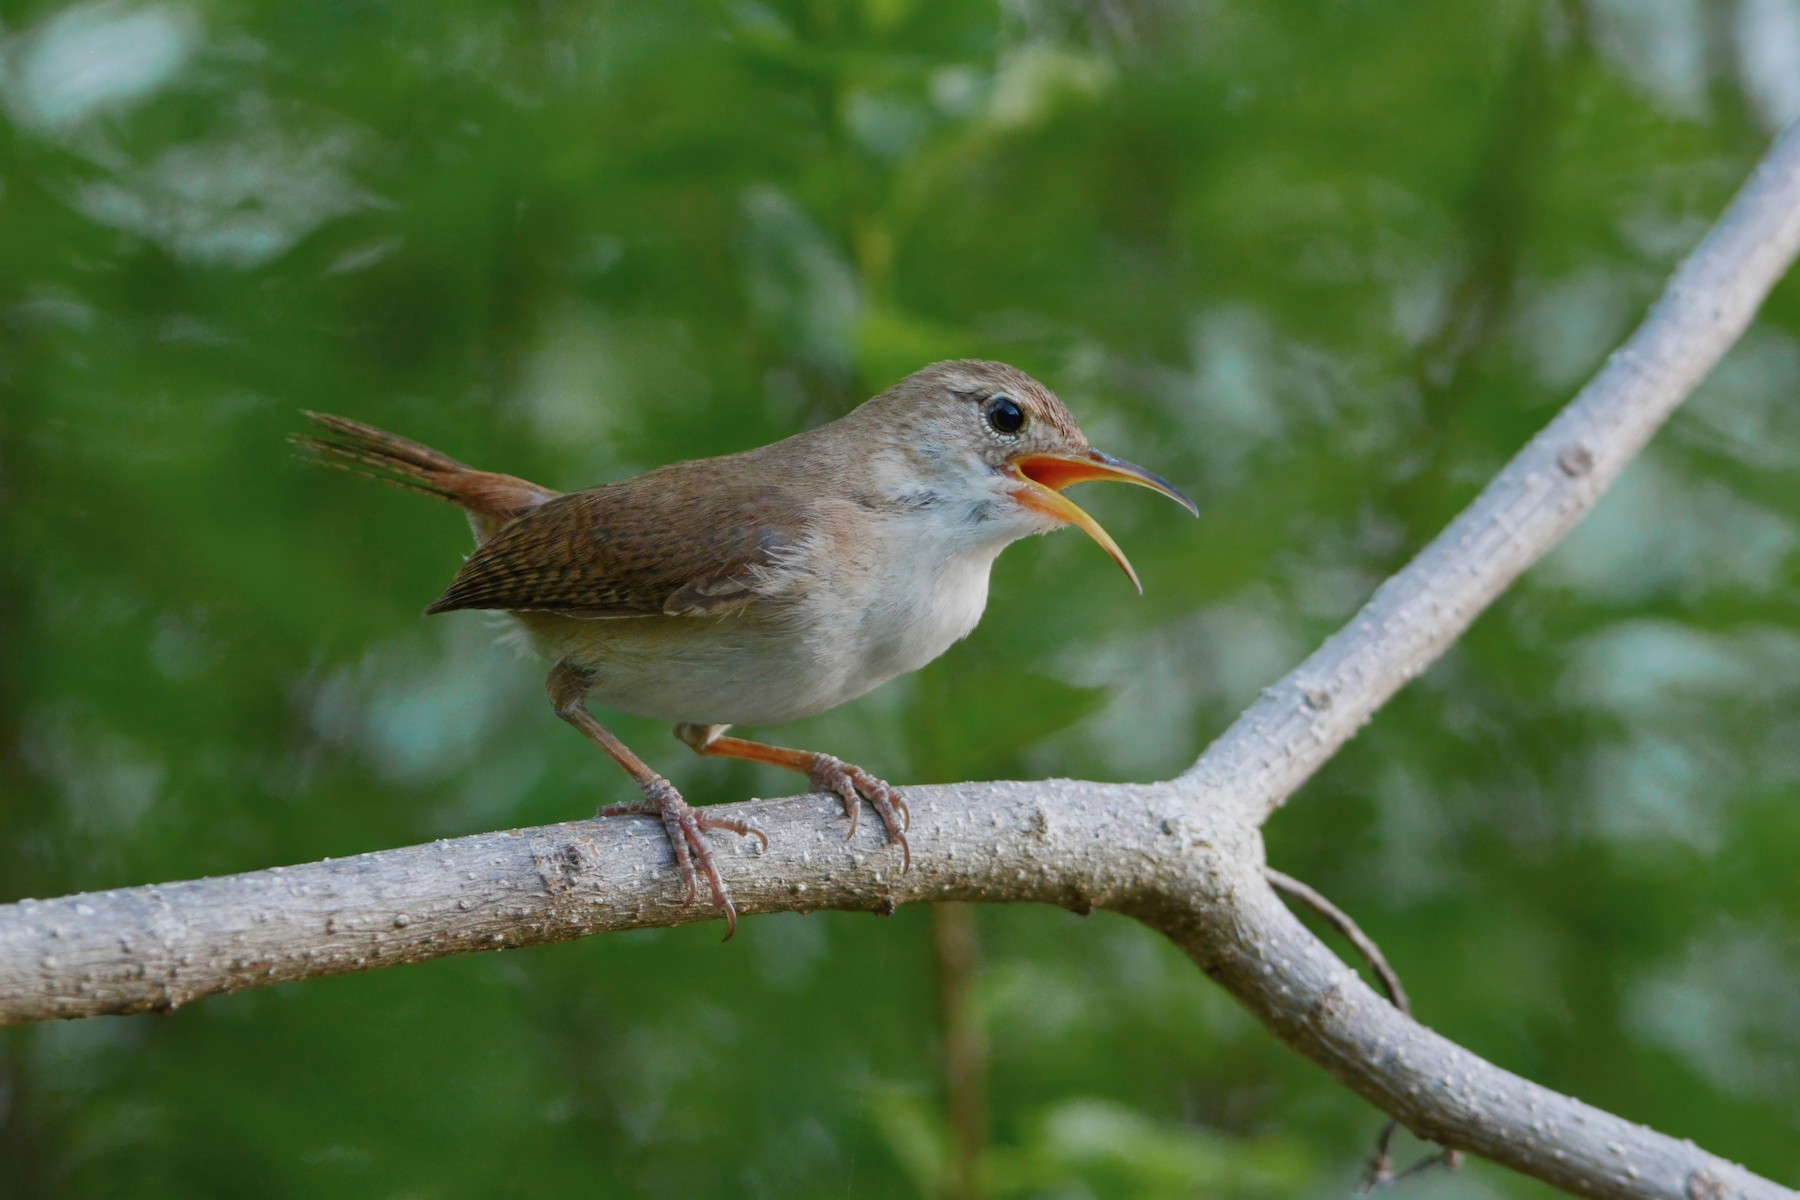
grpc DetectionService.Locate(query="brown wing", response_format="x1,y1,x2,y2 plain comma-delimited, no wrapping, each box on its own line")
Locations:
423,458,807,619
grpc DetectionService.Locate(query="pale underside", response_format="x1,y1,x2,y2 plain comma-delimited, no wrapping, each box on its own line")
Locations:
511,508,1006,726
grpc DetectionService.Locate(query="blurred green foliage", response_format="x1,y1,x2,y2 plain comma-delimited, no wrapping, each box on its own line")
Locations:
3,0,1799,1196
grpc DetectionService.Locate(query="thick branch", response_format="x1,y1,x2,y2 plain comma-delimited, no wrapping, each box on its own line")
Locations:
4,121,1800,1200
2,784,1789,1199
0,781,1222,1020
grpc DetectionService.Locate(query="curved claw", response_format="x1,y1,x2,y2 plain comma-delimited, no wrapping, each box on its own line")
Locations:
837,787,861,840
808,755,911,873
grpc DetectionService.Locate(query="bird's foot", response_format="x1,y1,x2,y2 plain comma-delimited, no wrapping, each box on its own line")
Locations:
597,776,768,940
807,755,911,872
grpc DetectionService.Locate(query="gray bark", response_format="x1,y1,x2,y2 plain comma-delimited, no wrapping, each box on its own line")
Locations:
6,120,1800,1200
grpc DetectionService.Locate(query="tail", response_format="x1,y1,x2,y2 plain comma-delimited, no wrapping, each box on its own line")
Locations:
291,413,559,536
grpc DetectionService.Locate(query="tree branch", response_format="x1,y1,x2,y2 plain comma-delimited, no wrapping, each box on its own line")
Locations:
1,783,1789,1199
1182,115,1800,826
5,122,1800,1200
0,781,1178,1021
1180,868,1791,1200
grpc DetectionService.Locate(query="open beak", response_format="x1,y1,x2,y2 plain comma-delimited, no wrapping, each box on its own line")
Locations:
1009,449,1198,593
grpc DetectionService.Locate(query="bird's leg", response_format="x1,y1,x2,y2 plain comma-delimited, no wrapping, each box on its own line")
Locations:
675,723,910,871
547,663,767,939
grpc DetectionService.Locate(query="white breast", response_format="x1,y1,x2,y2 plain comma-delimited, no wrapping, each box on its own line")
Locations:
851,534,1000,683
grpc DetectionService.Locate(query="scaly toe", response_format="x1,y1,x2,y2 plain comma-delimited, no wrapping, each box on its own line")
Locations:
670,806,738,939
595,777,743,937
862,778,912,872
659,808,701,906
696,810,770,853
808,755,864,839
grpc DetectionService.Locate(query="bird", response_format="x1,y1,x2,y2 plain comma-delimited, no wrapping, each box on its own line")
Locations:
294,360,1194,937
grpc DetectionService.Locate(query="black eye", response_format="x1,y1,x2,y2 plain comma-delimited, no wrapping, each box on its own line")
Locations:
984,394,1025,435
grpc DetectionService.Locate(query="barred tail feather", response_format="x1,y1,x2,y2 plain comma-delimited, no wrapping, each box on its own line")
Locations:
291,412,560,533
290,412,473,502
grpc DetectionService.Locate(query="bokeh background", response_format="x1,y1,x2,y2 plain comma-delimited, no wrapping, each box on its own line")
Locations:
3,1,1799,1196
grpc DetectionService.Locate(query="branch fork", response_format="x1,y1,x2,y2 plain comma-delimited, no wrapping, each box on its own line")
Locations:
8,121,1800,1200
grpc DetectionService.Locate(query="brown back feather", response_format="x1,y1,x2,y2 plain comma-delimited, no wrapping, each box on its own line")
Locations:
424,455,810,619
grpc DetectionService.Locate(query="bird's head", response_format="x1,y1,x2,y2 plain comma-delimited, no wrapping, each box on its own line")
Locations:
857,360,1196,591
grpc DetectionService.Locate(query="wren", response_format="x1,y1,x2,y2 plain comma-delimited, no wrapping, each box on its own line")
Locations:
295,360,1194,936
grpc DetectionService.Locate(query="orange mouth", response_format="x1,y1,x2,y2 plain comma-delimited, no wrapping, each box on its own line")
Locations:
1010,450,1197,593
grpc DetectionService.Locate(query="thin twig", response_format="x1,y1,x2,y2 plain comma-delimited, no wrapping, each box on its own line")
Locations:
1261,866,1432,1192
1263,867,1410,1015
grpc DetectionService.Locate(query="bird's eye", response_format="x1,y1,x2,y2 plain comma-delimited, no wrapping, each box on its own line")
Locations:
984,394,1026,435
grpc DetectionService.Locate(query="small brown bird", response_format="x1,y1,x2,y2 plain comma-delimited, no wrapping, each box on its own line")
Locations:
296,360,1193,935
